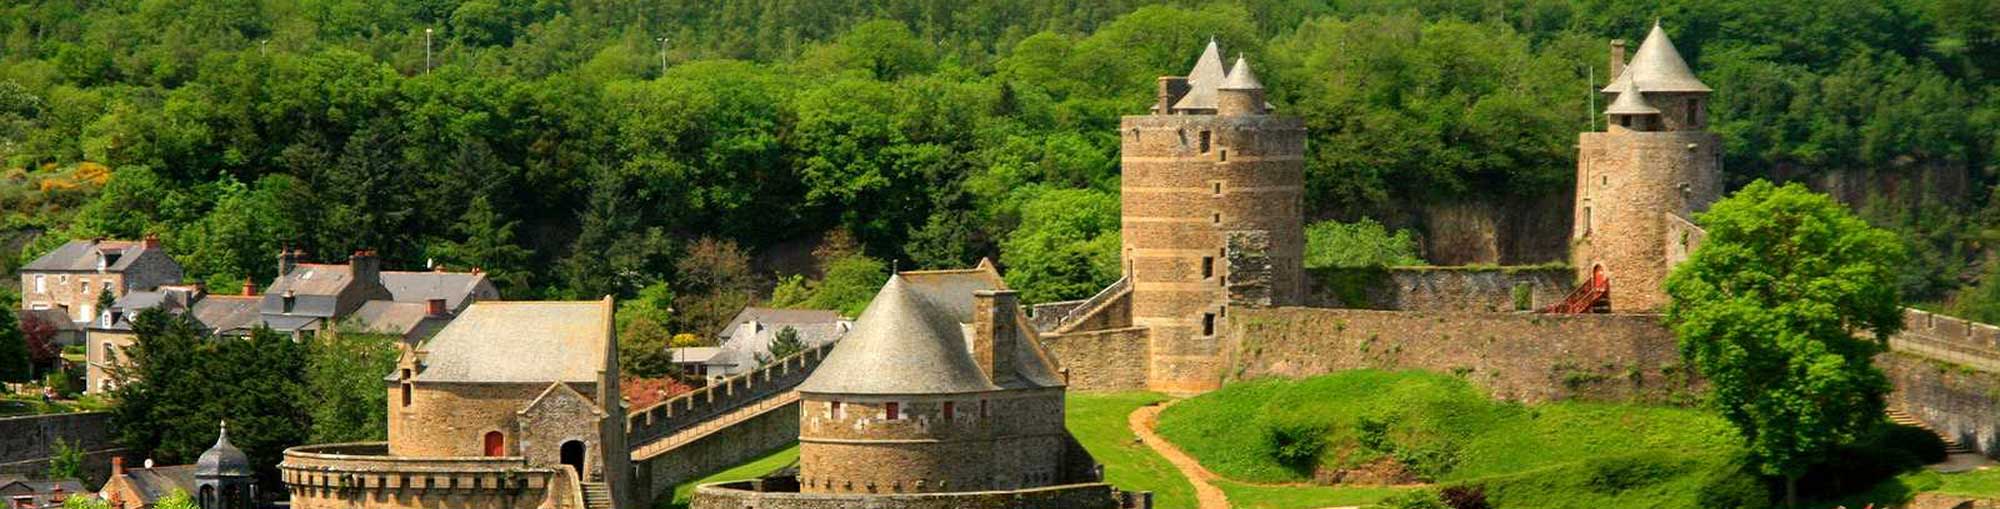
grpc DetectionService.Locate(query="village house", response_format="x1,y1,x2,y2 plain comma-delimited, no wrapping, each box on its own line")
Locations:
696,307,849,378
19,236,183,329
96,457,195,509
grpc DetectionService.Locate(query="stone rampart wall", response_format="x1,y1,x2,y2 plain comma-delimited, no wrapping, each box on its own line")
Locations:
689,481,1126,509
1879,352,2000,456
1305,267,1572,313
1038,327,1150,392
1226,308,1689,403
633,400,799,506
0,412,116,464
278,442,563,509
628,343,829,448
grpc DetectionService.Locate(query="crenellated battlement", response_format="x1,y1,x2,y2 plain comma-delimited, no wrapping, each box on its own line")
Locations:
626,340,835,449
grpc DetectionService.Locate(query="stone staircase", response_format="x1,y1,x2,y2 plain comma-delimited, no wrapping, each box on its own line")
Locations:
1889,408,1977,455
581,481,614,509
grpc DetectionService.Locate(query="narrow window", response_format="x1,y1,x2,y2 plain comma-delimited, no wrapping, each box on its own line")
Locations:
980,399,990,417
1583,206,1593,235
401,383,412,407
831,400,843,418
1619,116,1631,128
1201,257,1215,279
34,275,44,293
943,401,955,420
1202,313,1216,336
1219,149,1227,162
1212,213,1221,224
1211,181,1223,195
1686,99,1697,126
885,402,901,420
1199,130,1211,153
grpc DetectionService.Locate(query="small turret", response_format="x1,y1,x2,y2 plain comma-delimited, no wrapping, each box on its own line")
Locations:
195,422,255,509
1216,55,1266,117
1604,79,1660,131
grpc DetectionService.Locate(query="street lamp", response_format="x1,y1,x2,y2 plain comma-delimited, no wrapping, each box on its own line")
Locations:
656,37,670,76
424,28,434,73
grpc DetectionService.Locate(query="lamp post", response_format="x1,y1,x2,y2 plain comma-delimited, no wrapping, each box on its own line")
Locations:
424,28,434,74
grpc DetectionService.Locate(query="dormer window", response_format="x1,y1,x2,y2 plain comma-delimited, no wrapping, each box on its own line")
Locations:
282,291,297,314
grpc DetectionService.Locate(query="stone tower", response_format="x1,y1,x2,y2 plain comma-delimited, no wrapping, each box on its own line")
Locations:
1121,41,1306,394
195,422,256,509
1572,22,1722,312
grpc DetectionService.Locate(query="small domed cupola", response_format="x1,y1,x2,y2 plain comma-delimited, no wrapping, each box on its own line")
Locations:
195,422,256,509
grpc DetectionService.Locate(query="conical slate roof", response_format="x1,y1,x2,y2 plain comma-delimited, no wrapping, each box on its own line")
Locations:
1601,22,1711,93
1171,38,1228,112
796,275,1001,395
1604,79,1660,115
196,422,252,478
1219,55,1262,90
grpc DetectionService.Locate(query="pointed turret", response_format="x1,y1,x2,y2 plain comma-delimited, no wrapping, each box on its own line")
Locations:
1601,22,1710,93
1604,79,1659,116
1171,38,1229,113
1217,55,1267,116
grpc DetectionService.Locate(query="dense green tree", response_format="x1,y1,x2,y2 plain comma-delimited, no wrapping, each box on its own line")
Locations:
305,327,400,443
429,196,533,294
798,254,890,317
756,326,806,365
0,306,26,382
1303,219,1424,269
1000,187,1120,303
114,310,308,485
1665,180,1906,506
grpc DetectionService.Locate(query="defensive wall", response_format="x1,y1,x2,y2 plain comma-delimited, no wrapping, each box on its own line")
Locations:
280,442,576,509
1879,309,2000,456
626,341,833,507
689,481,1136,509
1040,327,1151,392
1303,266,1573,314
1224,308,1689,403
632,401,798,505
0,412,127,481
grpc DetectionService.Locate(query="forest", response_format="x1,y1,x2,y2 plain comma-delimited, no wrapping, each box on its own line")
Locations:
0,0,1995,336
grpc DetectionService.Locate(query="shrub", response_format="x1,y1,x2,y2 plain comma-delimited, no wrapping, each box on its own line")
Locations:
1266,420,1328,475
1304,218,1423,269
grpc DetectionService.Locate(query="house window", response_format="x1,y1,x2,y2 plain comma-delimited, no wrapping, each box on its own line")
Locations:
34,275,44,294
80,280,90,293
831,400,843,419
943,401,956,420
1199,130,1211,153
1201,257,1215,279
885,402,901,420
103,343,117,364
1202,313,1216,336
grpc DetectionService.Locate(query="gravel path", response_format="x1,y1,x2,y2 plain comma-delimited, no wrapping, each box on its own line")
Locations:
1129,401,1231,509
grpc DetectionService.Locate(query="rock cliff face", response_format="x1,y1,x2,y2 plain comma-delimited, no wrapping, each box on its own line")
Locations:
1411,192,1574,267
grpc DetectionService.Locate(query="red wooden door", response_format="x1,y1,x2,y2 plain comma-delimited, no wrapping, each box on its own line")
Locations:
483,431,504,457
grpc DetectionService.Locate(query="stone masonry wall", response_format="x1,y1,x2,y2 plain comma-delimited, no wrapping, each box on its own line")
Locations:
690,481,1123,509
0,412,125,481
1305,267,1572,313
1878,352,2000,456
1573,130,1721,313
633,400,798,505
280,442,563,509
389,382,592,458
1226,308,1690,403
1038,327,1150,392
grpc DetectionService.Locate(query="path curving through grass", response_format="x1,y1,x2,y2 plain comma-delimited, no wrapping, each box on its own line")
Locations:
1129,401,1233,509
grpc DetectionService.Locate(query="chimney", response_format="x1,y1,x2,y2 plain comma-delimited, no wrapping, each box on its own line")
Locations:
427,298,447,317
1155,76,1189,114
350,249,381,288
241,279,258,296
970,289,1019,384
141,234,161,250
112,456,124,476
1609,39,1627,79
278,247,297,277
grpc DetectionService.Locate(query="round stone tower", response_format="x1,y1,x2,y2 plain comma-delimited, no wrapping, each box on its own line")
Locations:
1121,44,1306,394
1573,22,1722,312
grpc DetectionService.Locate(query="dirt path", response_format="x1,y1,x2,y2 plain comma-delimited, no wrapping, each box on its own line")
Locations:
1129,401,1231,509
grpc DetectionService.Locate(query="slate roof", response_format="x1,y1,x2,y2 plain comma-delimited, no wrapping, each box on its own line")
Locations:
1604,79,1661,115
1219,55,1263,90
715,307,843,341
1602,22,1711,94
671,347,722,364
119,465,195,505
195,424,252,478
348,301,445,341
405,300,610,384
797,275,1001,395
380,271,494,312
190,296,261,335
706,320,850,374
1170,38,1228,112
23,240,152,272
259,264,355,318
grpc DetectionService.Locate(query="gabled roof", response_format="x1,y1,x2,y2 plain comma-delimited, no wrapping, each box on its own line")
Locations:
1602,22,1711,94
709,320,849,370
797,275,1001,395
120,465,195,504
1170,38,1228,112
380,271,494,311
1604,79,1661,115
715,307,843,340
347,300,446,341
405,300,611,384
22,240,158,272
190,296,261,335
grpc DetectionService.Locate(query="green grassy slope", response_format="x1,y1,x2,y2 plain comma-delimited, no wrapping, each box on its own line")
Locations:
659,444,801,509
1156,370,1766,509
1065,392,1200,509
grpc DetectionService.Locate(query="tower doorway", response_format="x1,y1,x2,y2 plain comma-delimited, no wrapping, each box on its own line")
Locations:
560,440,586,479
483,431,504,457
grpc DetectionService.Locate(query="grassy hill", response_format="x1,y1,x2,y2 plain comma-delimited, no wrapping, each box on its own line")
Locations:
1155,370,1768,509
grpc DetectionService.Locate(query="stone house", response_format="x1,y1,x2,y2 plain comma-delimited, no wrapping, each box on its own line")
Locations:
20,237,183,326
280,299,630,509
96,458,195,509
702,312,849,378
258,249,493,339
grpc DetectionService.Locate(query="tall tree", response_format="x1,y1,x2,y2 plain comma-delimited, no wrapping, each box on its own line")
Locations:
1665,180,1907,507
0,306,27,382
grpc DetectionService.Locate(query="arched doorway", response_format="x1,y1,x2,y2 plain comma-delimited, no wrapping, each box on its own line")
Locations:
483,431,504,457
560,440,586,479
198,486,214,509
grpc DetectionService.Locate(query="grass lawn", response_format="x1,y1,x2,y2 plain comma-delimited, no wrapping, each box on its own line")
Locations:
1213,479,1409,509
1813,468,2000,508
1065,392,1199,509
659,444,800,509
1156,370,1766,509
